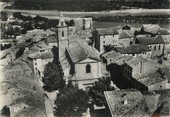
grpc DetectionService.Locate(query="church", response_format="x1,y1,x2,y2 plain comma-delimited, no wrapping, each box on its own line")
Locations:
53,14,103,90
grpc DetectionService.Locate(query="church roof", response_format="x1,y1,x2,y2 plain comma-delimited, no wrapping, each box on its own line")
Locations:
67,40,101,63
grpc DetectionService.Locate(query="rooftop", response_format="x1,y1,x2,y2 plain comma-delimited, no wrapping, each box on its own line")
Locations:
46,35,58,43
104,90,146,117
114,44,151,54
157,28,170,35
67,40,101,63
96,26,121,36
135,72,166,87
101,50,121,60
141,24,160,34
28,51,53,60
135,35,164,45
119,30,134,39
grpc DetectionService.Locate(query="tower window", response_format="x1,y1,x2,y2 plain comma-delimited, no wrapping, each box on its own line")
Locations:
86,64,91,73
62,31,64,37
61,22,64,26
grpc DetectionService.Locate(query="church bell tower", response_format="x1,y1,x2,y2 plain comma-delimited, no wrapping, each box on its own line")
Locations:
57,12,69,59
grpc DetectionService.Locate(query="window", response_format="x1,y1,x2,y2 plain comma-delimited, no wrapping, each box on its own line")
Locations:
86,64,91,73
62,31,64,37
154,45,156,50
159,45,161,50
61,22,64,26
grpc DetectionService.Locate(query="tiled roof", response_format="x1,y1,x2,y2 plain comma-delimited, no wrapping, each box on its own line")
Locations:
36,41,50,49
115,44,151,54
124,56,148,67
157,28,170,35
119,30,134,39
28,51,53,59
101,50,121,59
104,90,146,117
47,36,58,43
136,35,164,45
141,24,160,34
135,72,166,86
96,26,121,36
67,40,101,63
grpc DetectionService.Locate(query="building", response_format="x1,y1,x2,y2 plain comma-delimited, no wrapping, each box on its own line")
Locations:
101,50,122,65
73,18,93,30
56,14,69,60
94,27,121,53
114,44,152,58
135,35,165,58
0,39,13,51
118,30,134,47
140,24,160,36
65,40,102,90
45,35,58,48
108,56,168,91
104,90,148,117
118,25,136,47
27,51,53,77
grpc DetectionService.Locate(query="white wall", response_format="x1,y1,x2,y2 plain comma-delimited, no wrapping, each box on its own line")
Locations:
99,35,119,52
147,44,164,58
73,58,102,90
33,58,53,77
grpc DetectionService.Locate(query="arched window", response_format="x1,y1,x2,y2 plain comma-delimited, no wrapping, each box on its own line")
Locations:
86,64,91,73
154,45,156,50
159,45,161,50
62,31,64,37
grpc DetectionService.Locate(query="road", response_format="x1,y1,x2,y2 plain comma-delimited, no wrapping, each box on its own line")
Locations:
4,9,170,18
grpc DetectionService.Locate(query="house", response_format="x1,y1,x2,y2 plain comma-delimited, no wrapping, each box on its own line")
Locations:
73,17,93,30
0,39,13,50
118,30,134,47
94,27,121,53
135,35,165,58
140,24,160,36
114,44,152,58
27,51,53,77
104,89,148,117
66,40,102,90
45,35,58,48
107,56,168,91
118,25,136,47
101,50,122,65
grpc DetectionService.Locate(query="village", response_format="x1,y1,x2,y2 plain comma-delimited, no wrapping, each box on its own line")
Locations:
0,10,170,117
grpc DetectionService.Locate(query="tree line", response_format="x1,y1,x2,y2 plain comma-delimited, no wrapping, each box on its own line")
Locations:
91,14,170,24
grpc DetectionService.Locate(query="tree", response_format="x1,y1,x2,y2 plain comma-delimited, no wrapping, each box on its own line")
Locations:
89,77,114,107
15,47,25,59
1,11,8,21
54,81,89,117
42,62,65,92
